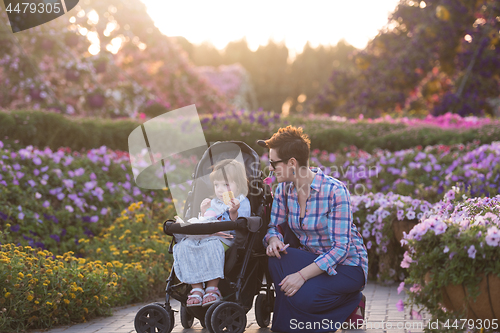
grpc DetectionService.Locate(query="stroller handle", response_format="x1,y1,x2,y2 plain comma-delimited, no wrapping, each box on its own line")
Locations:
163,216,262,236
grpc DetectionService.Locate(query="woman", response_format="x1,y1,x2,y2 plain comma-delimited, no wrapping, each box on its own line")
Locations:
261,125,368,333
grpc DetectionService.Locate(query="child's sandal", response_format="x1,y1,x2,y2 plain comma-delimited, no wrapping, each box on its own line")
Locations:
202,287,221,307
187,288,204,307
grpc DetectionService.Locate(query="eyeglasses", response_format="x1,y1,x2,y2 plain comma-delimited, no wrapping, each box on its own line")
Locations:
269,159,288,169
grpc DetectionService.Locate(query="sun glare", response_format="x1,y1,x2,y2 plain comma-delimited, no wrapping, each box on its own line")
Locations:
140,0,400,55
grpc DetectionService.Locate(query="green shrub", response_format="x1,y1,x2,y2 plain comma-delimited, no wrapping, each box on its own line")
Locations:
2,109,500,154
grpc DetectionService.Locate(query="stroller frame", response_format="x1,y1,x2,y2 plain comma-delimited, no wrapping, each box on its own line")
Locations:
134,141,275,333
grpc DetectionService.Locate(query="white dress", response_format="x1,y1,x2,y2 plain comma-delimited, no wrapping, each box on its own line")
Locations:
172,195,251,284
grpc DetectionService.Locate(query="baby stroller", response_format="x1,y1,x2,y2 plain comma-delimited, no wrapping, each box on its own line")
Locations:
134,141,275,333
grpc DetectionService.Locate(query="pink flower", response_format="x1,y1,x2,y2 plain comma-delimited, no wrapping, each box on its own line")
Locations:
396,299,404,312
400,251,413,268
397,282,405,295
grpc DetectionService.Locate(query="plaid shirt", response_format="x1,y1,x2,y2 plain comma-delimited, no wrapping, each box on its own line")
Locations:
264,168,368,283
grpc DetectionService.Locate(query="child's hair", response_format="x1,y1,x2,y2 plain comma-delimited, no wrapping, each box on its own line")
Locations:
209,159,248,197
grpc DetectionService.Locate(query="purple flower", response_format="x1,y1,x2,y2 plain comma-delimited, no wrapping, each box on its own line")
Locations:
366,241,372,249
74,168,85,177
84,181,97,191
43,200,50,208
90,215,98,223
443,246,450,253
100,208,108,215
33,156,42,165
10,224,20,232
396,299,404,312
41,166,49,172
397,210,404,221
33,169,40,176
90,172,97,180
50,234,60,242
16,172,24,179
449,251,457,260
28,179,36,187
35,192,42,199
0,141,3,149
406,210,416,220
65,205,74,213
18,212,24,220
468,245,476,259
63,179,74,189
57,193,65,200
485,227,500,246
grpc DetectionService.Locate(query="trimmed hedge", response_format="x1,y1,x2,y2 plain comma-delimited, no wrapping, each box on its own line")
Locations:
2,110,500,154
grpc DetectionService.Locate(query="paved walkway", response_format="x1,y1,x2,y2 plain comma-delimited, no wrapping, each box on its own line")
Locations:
30,282,429,333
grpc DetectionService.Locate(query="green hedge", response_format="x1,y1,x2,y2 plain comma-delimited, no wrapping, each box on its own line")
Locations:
2,110,500,154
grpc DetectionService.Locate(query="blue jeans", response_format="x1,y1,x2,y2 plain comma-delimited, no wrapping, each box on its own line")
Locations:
268,247,364,333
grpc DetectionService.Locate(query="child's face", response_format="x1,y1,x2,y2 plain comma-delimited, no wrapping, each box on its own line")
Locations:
213,179,238,200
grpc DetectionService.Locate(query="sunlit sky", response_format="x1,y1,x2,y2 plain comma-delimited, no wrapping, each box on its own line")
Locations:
140,0,401,57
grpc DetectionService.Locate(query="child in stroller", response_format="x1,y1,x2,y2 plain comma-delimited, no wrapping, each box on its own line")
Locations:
134,141,275,333
173,159,251,308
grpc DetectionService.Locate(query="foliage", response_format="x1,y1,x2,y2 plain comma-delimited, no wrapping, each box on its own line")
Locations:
401,190,500,330
0,0,230,117
312,0,500,118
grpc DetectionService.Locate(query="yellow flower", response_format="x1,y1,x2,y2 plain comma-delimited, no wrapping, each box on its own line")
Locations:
84,307,88,314
78,274,84,279
93,295,99,301
106,262,113,268
46,302,52,306
35,300,39,304
64,299,70,304
18,272,24,279
27,295,34,301
4,292,11,298
70,293,76,299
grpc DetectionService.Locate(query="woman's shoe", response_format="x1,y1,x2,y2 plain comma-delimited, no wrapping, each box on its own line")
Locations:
186,288,205,307
202,286,221,307
345,293,366,328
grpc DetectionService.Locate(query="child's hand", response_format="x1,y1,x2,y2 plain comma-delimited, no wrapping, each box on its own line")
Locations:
228,198,240,214
200,198,211,216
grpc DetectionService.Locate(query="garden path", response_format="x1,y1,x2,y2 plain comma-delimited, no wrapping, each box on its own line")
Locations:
30,282,429,333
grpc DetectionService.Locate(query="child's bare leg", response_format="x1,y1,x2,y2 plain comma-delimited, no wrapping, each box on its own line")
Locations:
187,283,203,306
203,278,220,303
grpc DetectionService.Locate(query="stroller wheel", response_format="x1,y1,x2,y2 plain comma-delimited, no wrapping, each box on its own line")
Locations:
255,293,273,327
210,302,247,333
134,303,174,333
180,304,194,328
204,301,223,333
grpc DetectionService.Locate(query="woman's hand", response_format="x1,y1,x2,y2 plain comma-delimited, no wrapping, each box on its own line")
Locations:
200,198,211,216
279,272,305,297
266,237,288,258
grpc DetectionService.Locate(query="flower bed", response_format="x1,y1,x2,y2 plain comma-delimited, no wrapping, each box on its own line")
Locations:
351,192,433,284
401,190,500,329
0,201,174,331
0,142,179,253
